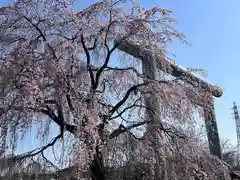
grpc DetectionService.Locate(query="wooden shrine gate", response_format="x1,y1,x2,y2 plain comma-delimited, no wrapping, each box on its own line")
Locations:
117,40,223,158
116,40,240,180
116,41,240,180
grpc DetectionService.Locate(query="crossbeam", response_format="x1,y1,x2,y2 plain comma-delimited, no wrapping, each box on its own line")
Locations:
116,41,223,98
116,40,222,159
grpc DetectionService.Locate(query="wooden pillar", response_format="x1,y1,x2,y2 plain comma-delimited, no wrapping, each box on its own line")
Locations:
203,94,222,159
141,51,168,180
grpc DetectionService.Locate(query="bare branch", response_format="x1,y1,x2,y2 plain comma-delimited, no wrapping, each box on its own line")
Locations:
93,11,129,89
93,32,134,89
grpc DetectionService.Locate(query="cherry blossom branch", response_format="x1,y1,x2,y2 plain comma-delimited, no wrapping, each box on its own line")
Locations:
96,79,106,93
104,10,115,51
56,103,65,136
44,99,56,104
109,119,187,140
94,16,117,90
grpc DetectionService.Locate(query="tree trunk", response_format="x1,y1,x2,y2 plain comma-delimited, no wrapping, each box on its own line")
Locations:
90,146,105,180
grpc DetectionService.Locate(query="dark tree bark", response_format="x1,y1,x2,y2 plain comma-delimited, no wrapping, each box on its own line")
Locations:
90,146,105,180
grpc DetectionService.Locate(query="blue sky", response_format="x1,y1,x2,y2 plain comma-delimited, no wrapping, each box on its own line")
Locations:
0,0,239,150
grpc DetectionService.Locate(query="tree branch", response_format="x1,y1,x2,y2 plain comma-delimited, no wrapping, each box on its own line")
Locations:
19,134,62,159
87,37,98,50
93,11,123,89
80,34,95,87
23,15,57,59
109,98,155,120
111,104,155,120
65,75,75,112
111,0,125,7
104,10,114,52
66,94,75,111
109,83,150,115
44,100,56,104
56,103,65,136
93,29,135,89
105,66,144,77
110,99,142,120
41,107,77,134
109,121,150,139
41,152,59,170
22,15,46,41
